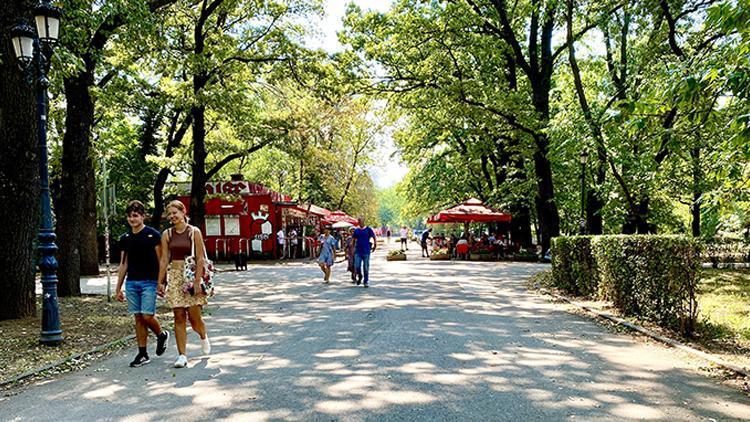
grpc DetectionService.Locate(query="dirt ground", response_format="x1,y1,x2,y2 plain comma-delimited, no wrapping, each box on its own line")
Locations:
0,295,172,387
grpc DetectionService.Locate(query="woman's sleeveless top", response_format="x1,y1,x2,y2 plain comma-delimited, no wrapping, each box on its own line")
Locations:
169,228,191,261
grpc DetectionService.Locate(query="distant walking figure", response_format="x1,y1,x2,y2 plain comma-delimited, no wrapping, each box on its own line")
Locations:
352,216,377,287
158,200,211,369
318,224,337,283
345,228,357,282
421,228,433,258
399,226,409,251
116,200,169,368
277,228,286,259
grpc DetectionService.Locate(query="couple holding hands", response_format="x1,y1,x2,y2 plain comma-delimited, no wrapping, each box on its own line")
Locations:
115,200,210,369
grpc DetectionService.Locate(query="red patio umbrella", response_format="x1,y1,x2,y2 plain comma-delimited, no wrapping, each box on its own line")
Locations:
427,198,511,224
323,210,359,226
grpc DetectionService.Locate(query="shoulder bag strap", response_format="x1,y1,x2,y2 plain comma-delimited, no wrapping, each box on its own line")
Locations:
188,225,195,258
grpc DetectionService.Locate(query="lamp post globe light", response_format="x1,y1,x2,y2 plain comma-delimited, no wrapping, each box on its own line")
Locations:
10,1,63,345
579,149,589,235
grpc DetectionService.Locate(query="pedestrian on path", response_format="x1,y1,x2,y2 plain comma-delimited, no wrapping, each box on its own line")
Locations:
290,228,298,259
158,200,211,369
317,224,337,283
399,226,408,251
115,200,170,368
421,228,433,258
277,228,286,259
345,227,357,282
352,216,377,287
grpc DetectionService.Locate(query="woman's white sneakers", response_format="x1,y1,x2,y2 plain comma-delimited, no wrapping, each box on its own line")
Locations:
174,354,188,368
201,336,211,355
172,336,209,368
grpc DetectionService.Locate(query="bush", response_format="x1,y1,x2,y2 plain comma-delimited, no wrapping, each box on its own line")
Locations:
550,236,598,296
701,238,750,267
551,235,700,335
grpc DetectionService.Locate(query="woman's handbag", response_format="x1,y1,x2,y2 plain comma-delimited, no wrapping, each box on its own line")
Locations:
183,226,215,297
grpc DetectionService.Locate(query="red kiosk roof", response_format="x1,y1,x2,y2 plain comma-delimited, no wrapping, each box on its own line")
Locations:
427,198,512,224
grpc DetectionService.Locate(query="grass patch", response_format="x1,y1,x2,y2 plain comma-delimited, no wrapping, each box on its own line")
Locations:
0,295,172,385
696,269,750,350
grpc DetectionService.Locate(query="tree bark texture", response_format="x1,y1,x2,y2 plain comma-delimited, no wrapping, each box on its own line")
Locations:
80,159,99,275
57,74,94,296
189,103,208,229
0,0,39,320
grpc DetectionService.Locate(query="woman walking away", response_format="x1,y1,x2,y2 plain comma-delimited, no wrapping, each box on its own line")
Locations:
345,227,357,282
158,200,210,368
318,224,337,283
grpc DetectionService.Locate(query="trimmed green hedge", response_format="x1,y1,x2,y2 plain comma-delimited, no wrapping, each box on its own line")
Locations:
551,235,700,335
550,236,598,296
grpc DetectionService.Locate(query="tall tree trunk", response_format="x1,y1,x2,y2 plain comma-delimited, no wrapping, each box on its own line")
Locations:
510,204,533,248
530,74,560,250
623,198,651,234
0,0,39,320
57,74,95,296
532,142,560,251
80,159,99,275
152,168,170,228
586,189,604,234
189,104,208,229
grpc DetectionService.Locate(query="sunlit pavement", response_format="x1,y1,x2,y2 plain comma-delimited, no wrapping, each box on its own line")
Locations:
6,247,750,421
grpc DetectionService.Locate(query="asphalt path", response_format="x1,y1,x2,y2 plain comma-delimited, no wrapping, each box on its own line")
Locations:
5,245,750,421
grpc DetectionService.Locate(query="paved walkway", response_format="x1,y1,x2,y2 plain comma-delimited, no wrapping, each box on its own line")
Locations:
9,249,750,421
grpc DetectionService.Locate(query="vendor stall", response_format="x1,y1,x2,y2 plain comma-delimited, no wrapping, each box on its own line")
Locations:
427,198,513,257
175,179,329,260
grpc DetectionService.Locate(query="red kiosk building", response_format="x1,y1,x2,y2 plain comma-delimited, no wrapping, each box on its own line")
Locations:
175,179,329,260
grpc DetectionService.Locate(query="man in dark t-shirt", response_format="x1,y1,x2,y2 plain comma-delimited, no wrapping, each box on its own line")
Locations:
116,200,169,368
421,228,433,258
352,216,377,287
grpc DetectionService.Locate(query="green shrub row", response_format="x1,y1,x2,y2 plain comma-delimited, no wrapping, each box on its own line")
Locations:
551,235,700,335
549,236,598,296
701,239,750,266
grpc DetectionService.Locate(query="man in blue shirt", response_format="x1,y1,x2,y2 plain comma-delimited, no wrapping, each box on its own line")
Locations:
352,216,377,287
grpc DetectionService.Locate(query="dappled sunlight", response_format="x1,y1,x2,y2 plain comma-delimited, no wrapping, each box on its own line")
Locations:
4,254,749,421
315,348,360,359
82,383,125,399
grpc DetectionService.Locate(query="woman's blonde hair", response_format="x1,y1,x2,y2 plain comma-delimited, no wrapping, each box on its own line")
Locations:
165,200,189,223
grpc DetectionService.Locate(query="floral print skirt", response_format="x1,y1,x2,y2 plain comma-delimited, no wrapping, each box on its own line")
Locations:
166,261,208,309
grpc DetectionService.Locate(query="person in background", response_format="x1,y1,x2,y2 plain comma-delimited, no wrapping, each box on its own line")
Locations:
289,228,298,259
345,227,357,282
386,228,391,244
352,216,377,287
277,227,286,259
421,227,433,258
449,233,458,257
399,226,409,251
456,236,470,260
317,224,337,283
116,200,169,368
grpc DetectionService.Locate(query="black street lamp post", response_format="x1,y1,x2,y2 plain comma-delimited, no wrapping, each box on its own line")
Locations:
10,1,63,345
579,150,589,235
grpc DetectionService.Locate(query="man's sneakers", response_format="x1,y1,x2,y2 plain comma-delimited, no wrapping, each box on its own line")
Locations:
364,283,369,288
201,336,211,355
129,353,150,368
174,354,188,368
156,331,170,356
